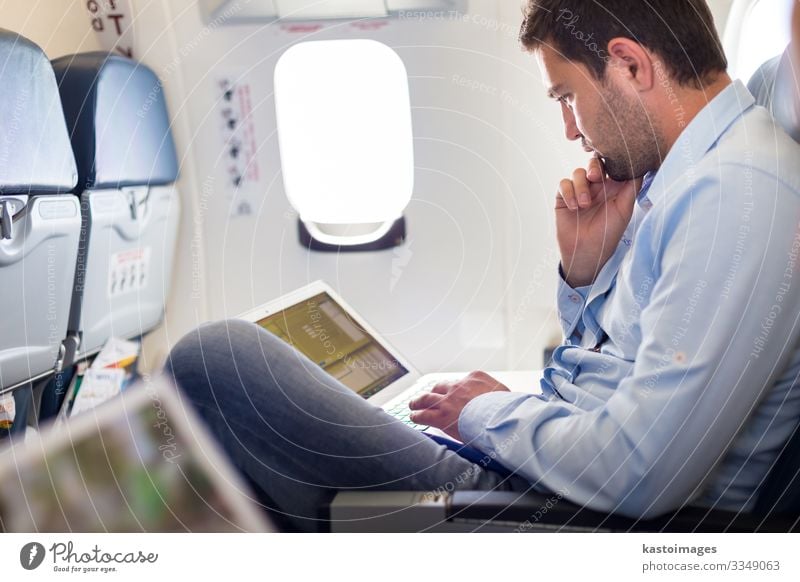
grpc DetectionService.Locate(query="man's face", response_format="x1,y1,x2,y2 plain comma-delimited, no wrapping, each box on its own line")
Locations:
536,45,663,181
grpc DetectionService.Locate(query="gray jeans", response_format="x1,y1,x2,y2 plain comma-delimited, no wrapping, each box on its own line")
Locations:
165,319,534,532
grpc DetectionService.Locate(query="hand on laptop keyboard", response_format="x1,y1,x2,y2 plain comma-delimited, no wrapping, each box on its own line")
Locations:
407,371,512,441
385,380,438,430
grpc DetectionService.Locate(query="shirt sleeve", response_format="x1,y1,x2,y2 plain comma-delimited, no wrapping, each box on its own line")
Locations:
556,263,591,342
460,169,800,519
557,242,630,344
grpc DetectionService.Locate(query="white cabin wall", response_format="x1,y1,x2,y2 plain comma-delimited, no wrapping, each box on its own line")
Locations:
0,0,101,57
134,0,535,374
708,0,735,38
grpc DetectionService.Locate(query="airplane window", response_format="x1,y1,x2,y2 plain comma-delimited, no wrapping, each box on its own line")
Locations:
725,0,793,83
273,40,414,246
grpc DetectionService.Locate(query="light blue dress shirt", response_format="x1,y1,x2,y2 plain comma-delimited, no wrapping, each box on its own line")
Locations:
459,80,800,518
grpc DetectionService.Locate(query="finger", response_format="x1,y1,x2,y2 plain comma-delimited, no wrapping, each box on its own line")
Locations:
614,177,642,221
571,168,592,208
430,383,450,395
409,408,442,426
587,179,609,204
408,392,445,410
587,156,604,182
558,178,578,211
554,191,569,210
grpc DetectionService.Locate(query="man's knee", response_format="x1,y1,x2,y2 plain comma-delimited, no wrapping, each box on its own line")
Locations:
164,318,294,400
168,318,266,361
166,319,250,394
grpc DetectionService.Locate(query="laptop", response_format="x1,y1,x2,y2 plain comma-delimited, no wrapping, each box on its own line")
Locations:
238,280,541,441
0,374,275,532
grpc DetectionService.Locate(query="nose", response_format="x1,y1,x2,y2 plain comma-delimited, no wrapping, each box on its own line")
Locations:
561,101,581,142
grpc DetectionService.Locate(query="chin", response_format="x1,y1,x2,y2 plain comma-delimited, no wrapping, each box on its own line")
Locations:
601,159,634,182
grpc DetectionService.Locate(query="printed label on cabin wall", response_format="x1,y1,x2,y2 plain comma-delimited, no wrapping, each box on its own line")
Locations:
215,73,262,219
86,0,135,58
108,247,150,298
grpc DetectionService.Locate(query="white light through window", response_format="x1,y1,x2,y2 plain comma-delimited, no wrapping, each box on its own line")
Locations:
274,39,414,246
725,0,793,84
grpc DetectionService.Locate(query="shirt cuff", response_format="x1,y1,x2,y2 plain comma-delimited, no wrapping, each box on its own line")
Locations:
557,263,591,340
458,390,537,451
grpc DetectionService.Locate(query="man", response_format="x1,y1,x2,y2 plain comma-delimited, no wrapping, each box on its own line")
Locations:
167,0,800,532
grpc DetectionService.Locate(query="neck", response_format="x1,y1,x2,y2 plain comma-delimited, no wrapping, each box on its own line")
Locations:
659,73,733,155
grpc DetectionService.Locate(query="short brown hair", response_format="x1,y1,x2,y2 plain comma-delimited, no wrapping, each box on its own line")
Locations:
520,0,728,88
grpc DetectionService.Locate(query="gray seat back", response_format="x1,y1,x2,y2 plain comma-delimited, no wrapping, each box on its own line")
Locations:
0,29,80,390
748,48,800,141
51,52,180,362
748,47,800,517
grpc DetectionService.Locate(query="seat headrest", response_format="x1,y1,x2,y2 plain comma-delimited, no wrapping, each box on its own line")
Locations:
0,29,78,195
51,52,179,191
748,47,800,143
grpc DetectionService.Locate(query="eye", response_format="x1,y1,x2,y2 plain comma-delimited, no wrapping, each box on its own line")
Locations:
558,94,573,109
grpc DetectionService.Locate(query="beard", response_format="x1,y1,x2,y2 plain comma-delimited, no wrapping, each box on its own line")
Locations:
593,82,665,182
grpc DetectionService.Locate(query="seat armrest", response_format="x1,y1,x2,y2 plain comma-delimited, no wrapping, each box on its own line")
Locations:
325,490,799,532
449,491,799,532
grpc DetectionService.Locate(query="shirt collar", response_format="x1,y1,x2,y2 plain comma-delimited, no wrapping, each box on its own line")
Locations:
636,170,657,209
640,79,755,207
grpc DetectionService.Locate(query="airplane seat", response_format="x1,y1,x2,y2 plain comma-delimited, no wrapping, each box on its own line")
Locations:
320,48,800,533
747,47,800,142
746,45,800,520
50,52,181,365
0,29,81,398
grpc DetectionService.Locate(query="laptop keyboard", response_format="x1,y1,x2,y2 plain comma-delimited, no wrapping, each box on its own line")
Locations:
384,379,440,430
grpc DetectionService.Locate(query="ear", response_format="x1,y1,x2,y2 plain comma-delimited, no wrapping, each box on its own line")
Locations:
606,37,655,92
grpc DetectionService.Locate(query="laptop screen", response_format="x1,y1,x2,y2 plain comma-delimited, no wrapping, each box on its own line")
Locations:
255,292,409,398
